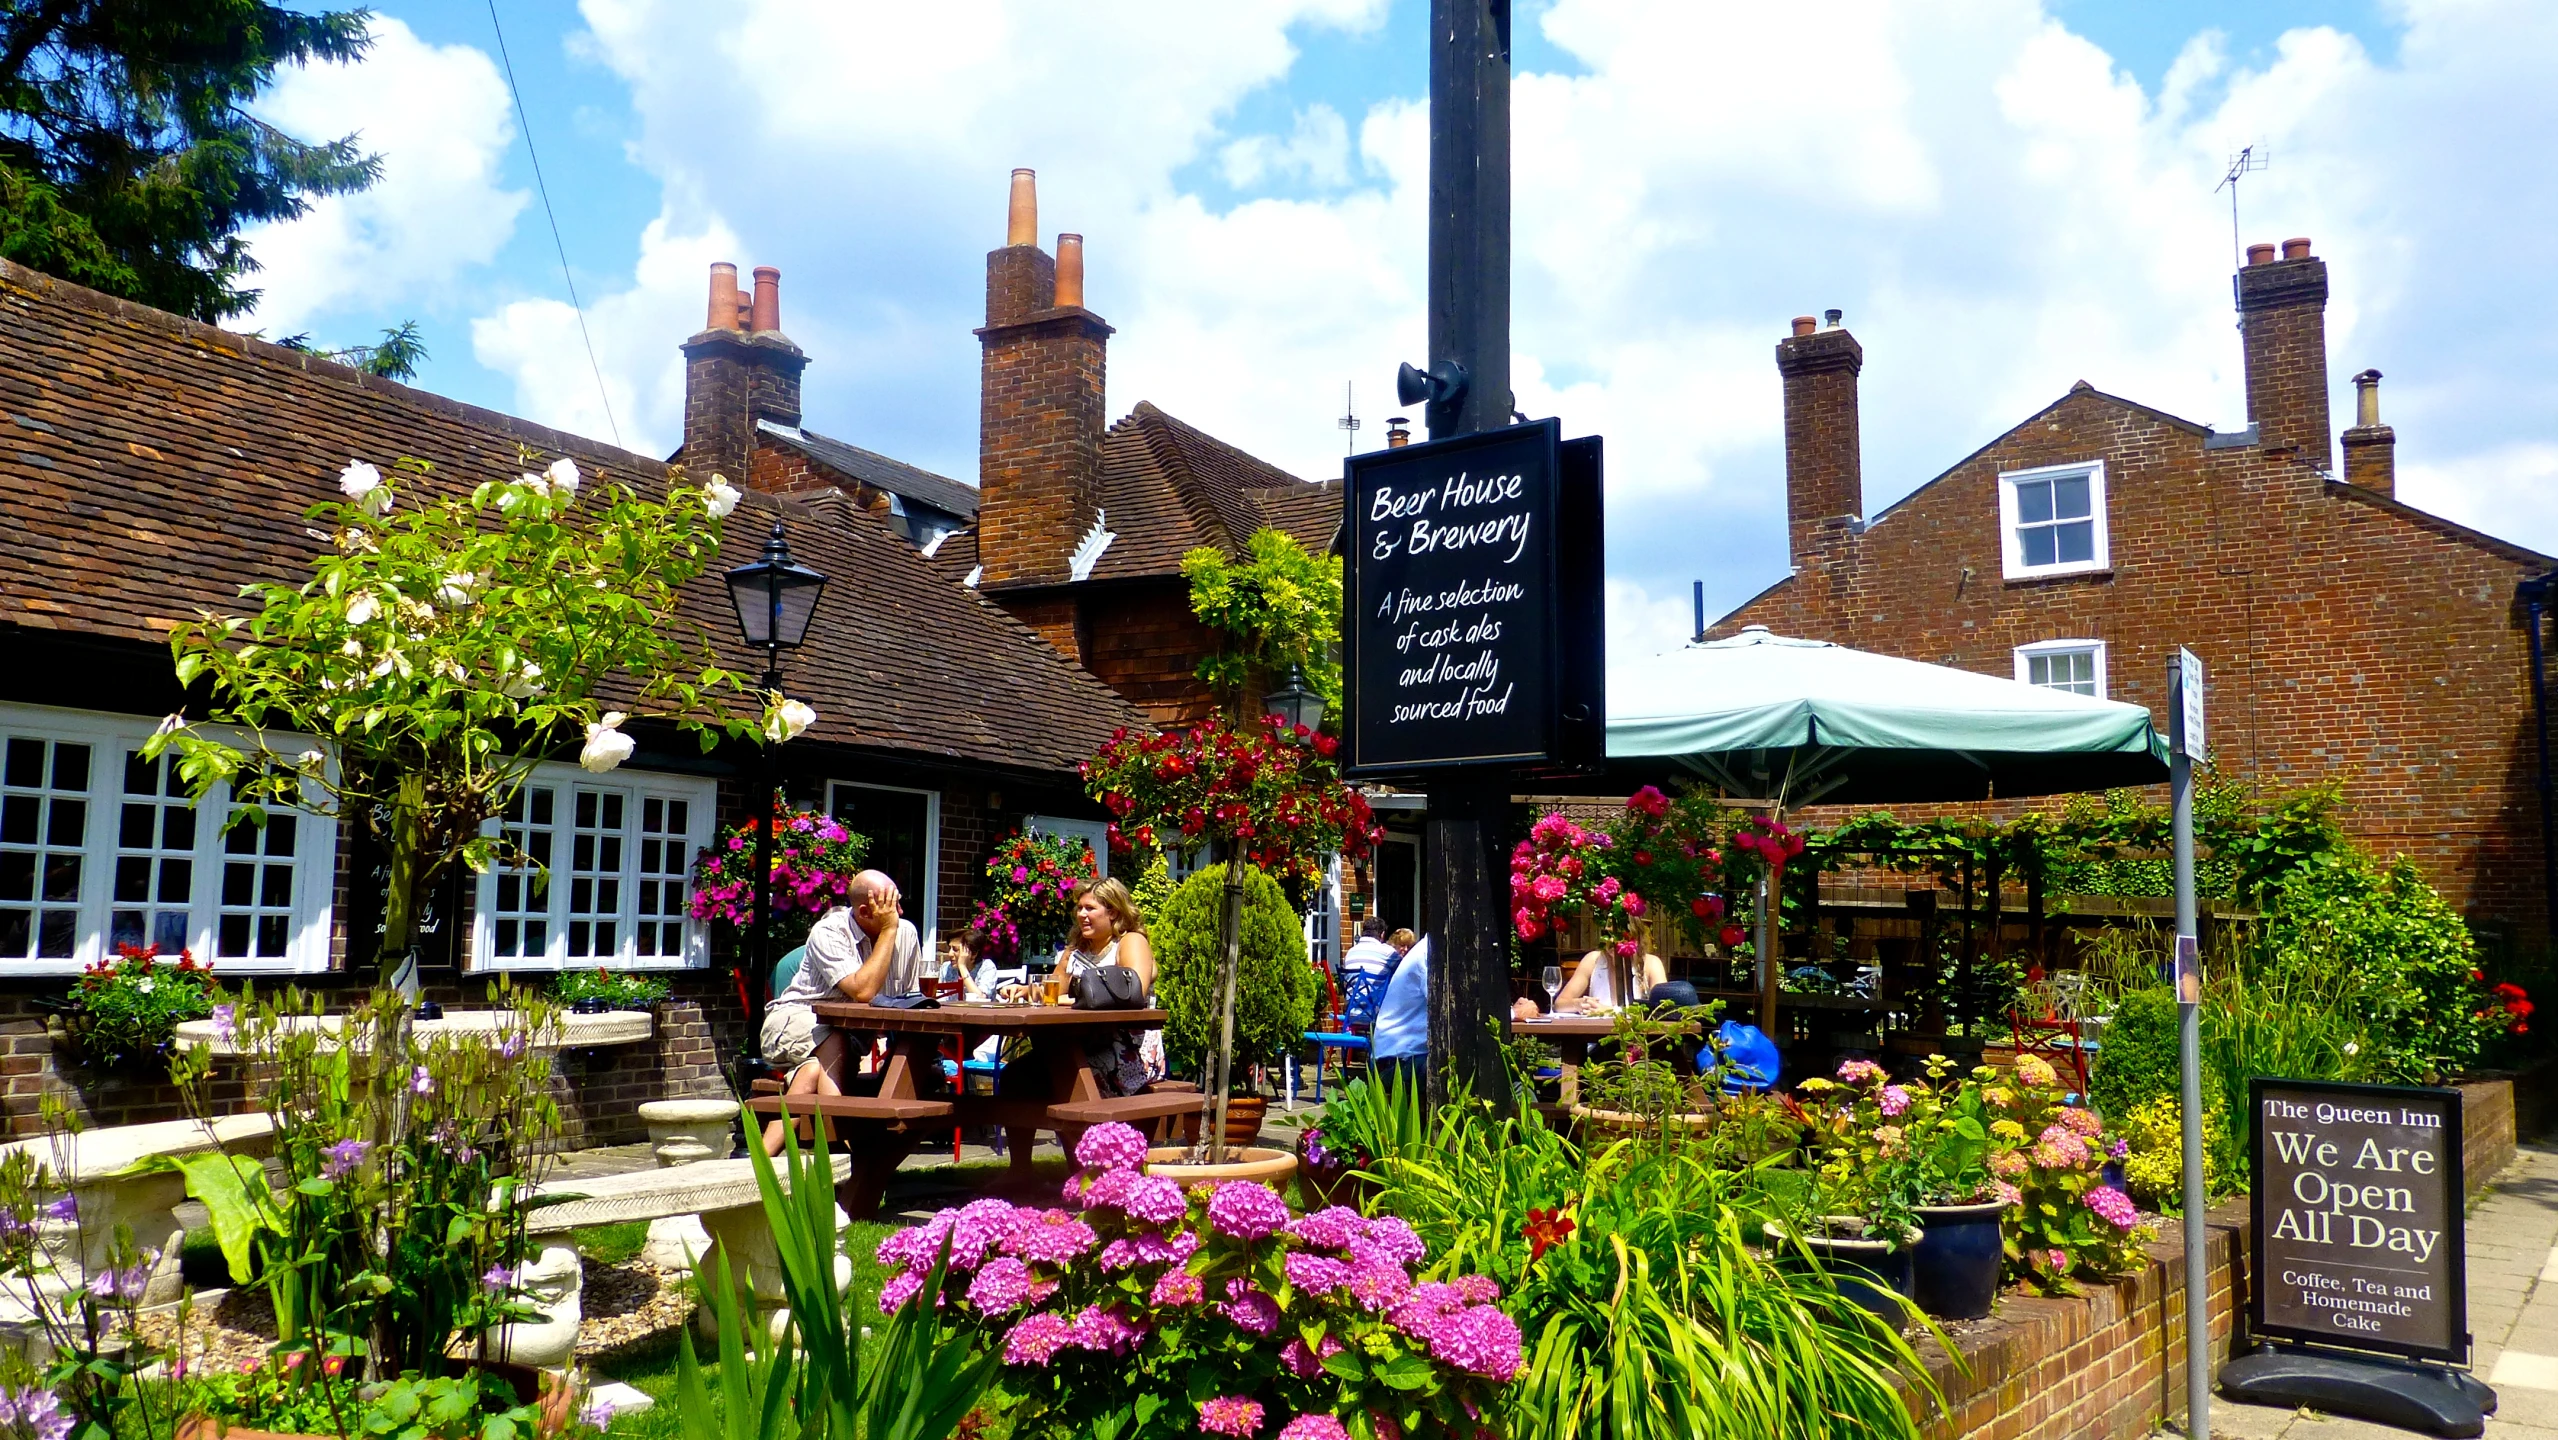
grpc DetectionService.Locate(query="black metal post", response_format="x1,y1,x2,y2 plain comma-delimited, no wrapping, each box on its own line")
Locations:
1420,0,1517,1111
751,657,781,1007
2522,572,2558,938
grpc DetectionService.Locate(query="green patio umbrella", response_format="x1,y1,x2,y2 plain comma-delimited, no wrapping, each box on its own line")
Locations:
1605,625,2170,1028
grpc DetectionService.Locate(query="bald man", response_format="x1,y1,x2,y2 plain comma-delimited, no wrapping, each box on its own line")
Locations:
759,870,926,1154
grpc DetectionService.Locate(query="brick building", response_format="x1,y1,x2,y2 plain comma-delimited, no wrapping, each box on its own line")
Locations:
1711,238,2557,939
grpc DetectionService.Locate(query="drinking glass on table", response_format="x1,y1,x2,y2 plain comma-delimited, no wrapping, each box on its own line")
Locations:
1541,964,1564,1016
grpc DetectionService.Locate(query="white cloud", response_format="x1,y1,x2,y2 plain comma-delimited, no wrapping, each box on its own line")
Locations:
1220,104,1353,189
239,16,528,336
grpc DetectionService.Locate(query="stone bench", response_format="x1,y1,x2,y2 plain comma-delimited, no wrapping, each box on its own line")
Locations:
0,1114,274,1318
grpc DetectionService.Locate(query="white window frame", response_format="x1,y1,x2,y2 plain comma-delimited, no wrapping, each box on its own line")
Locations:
1303,854,1344,971
2014,639,2108,699
0,702,336,976
1023,814,1109,880
470,763,716,972
1997,460,2110,580
830,781,942,957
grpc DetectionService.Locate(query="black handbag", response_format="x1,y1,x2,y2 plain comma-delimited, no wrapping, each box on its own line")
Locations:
1070,965,1147,1010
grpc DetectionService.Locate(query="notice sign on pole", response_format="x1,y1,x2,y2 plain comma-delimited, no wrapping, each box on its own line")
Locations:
1341,418,1603,774
2250,1077,2468,1364
2174,646,2207,759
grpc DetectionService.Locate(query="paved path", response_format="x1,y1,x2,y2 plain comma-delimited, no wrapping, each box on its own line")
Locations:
2214,1139,2558,1440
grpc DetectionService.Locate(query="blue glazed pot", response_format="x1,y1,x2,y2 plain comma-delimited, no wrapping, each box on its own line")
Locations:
1912,1198,2011,1319
1770,1218,1921,1331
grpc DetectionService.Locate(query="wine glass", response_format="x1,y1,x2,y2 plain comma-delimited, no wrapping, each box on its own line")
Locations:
1541,964,1564,1017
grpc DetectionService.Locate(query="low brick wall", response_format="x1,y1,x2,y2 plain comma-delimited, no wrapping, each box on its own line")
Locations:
1924,1077,2516,1440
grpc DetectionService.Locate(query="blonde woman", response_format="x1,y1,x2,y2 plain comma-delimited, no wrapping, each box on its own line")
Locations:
1001,876,1157,1097
1529,918,1669,1016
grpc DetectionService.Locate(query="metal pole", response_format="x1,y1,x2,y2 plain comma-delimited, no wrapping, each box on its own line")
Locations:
2522,573,2557,937
752,657,780,1009
1420,0,1516,1110
2170,656,2211,1435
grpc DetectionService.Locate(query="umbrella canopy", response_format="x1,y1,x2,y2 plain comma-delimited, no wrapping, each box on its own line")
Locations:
1607,627,2170,806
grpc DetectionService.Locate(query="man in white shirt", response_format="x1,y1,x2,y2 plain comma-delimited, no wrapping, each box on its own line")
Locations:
758,870,923,1154
1341,915,1398,981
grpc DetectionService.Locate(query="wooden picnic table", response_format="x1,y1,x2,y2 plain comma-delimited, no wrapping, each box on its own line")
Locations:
1514,1013,1701,1105
761,999,1199,1219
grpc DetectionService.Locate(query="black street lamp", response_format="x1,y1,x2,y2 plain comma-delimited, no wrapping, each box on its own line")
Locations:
1261,665,1325,732
724,521,827,1007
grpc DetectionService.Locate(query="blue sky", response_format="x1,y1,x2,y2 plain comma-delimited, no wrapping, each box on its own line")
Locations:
242,1,2558,658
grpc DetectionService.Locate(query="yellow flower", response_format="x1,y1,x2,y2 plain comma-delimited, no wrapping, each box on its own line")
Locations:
1986,1087,2015,1108
1992,1119,2027,1142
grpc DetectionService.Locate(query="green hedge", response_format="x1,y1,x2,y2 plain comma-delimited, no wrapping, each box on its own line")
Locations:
1152,863,1317,1081
2088,987,2221,1122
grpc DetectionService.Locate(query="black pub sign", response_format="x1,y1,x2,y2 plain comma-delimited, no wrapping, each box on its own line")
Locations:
2250,1077,2468,1363
1340,418,1603,776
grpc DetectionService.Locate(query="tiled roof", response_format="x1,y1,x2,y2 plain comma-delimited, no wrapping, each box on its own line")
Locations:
1085,402,1340,582
0,259,1141,777
756,420,979,519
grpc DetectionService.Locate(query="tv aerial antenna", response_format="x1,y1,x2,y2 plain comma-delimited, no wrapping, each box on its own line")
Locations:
2215,145,2269,269
1338,381,1362,454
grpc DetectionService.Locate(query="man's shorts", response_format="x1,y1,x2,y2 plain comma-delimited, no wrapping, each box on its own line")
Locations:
760,1005,829,1077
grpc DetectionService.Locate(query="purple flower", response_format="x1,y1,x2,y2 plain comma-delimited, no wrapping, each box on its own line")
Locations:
1357,1215,1427,1267
1283,1252,1351,1296
1278,1335,1341,1379
1074,1122,1150,1171
482,1264,517,1293
960,1256,1030,1314
877,1266,942,1313
320,1138,369,1180
1455,1273,1502,1304
1197,1396,1264,1438
1287,1207,1366,1251
39,1196,74,1224
1150,1270,1205,1307
1277,1418,1348,1440
580,1400,617,1430
1205,1181,1289,1241
1837,1059,1885,1084
1345,1254,1412,1311
2033,1125,2091,1170
2085,1186,2142,1231
1387,1282,1468,1339
1002,1311,1075,1366
1120,1175,1190,1227
500,1031,527,1060
1003,1209,1098,1265
1300,1125,1334,1168
2108,1137,2131,1161
1219,1278,1279,1336
1427,1304,1525,1381
1878,1085,1910,1117
211,1004,236,1042
1068,1304,1148,1355
1069,1167,1138,1212
1099,1231,1196,1272
411,1065,434,1095
0,1385,71,1440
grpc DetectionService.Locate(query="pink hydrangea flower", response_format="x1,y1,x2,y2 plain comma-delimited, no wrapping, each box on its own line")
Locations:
1454,1274,1502,1304
1427,1304,1526,1381
1878,1085,1911,1117
1284,1252,1352,1296
1198,1396,1264,1437
2060,1106,2105,1138
1068,1167,1137,1211
1099,1231,1198,1272
2084,1185,2141,1231
2033,1125,2091,1170
1278,1334,1343,1379
1069,1304,1149,1355
1989,1149,2030,1179
1346,1254,1413,1311
1387,1282,1468,1339
1220,1278,1280,1336
877,1267,927,1314
1206,1181,1290,1241
1075,1122,1151,1171
1837,1059,1886,1084
1288,1207,1367,1251
1991,1180,2024,1206
2045,1247,2071,1274
1121,1175,1191,1227
966,1257,1034,1314
1003,1209,1099,1265
1151,1270,1205,1307
1002,1311,1075,1366
1277,1417,1349,1440
1356,1216,1428,1267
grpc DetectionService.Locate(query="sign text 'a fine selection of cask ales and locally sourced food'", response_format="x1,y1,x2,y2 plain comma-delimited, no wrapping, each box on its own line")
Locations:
1341,418,1603,775
2250,1078,2467,1363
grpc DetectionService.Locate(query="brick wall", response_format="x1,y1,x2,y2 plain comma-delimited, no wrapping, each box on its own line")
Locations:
976,242,1112,589
1720,378,2553,936
1780,323,1866,561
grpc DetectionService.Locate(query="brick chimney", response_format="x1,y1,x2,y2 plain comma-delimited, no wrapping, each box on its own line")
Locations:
680,262,809,486
2341,368,2395,497
2237,236,2331,471
1776,310,1864,564
976,169,1112,589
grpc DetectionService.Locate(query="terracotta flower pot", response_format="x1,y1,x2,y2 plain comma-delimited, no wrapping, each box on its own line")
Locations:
1177,1094,1267,1148
1141,1145,1298,1185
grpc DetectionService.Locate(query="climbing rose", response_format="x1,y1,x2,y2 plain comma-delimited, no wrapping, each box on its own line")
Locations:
704,474,743,518
579,712,636,773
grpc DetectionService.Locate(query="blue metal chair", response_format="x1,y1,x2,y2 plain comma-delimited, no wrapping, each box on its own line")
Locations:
1302,969,1393,1102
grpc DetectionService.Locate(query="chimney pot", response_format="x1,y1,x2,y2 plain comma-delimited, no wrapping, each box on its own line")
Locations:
2282,236,2313,261
1007,168,1038,248
2246,242,2277,266
1790,315,1818,337
1823,308,1844,329
1055,234,1084,309
751,266,781,334
1386,417,1411,448
707,263,741,331
2353,368,2383,427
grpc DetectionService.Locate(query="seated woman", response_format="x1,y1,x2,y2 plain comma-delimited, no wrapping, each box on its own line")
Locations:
1000,876,1158,1097
1519,933,1670,1017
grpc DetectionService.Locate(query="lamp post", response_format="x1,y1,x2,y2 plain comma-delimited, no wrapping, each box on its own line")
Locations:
1262,665,1324,732
724,521,827,1009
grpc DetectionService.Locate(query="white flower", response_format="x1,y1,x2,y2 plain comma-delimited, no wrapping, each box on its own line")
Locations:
345,592,379,626
154,713,183,738
2343,1042,2359,1056
519,470,550,497
297,749,325,770
545,457,581,500
340,639,363,658
136,977,155,995
764,698,817,743
580,712,635,773
338,461,383,504
704,474,742,519
503,661,545,700
436,572,481,607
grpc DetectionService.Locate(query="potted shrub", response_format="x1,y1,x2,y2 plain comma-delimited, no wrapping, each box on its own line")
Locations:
54,943,219,1074
1891,1056,2015,1320
1151,862,1315,1153
1989,1053,2155,1294
1567,1002,1722,1141
1789,1058,1931,1326
978,829,1098,964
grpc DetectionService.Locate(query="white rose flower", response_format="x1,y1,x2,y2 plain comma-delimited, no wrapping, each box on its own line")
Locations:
704,475,742,519
580,713,636,773
519,470,551,498
338,461,382,503
545,458,582,500
503,661,545,699
345,592,379,625
154,713,183,738
764,698,817,743
298,749,325,770
436,572,481,606
341,639,363,658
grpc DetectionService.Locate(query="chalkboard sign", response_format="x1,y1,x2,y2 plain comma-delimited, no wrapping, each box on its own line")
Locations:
1340,419,1602,775
2250,1077,2467,1364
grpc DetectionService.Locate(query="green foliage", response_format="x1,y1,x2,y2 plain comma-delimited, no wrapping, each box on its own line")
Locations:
2117,1097,2225,1211
1181,528,1343,720
569,1223,651,1267
2194,928,2371,1170
551,969,674,1011
0,0,383,321
275,321,432,382
1989,1057,2153,1293
1126,856,1179,933
1150,864,1316,1079
59,944,218,1072
149,454,762,964
2087,988,2205,1123
2261,852,2497,1083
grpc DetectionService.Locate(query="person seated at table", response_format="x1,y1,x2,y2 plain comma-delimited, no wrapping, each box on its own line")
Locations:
1371,935,1541,1086
999,876,1158,1097
1523,938,1671,1017
758,870,923,1155
1387,927,1418,957
1342,915,1398,981
937,931,999,1000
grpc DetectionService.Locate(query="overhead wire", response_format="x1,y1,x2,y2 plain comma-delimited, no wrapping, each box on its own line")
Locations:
484,1,623,449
